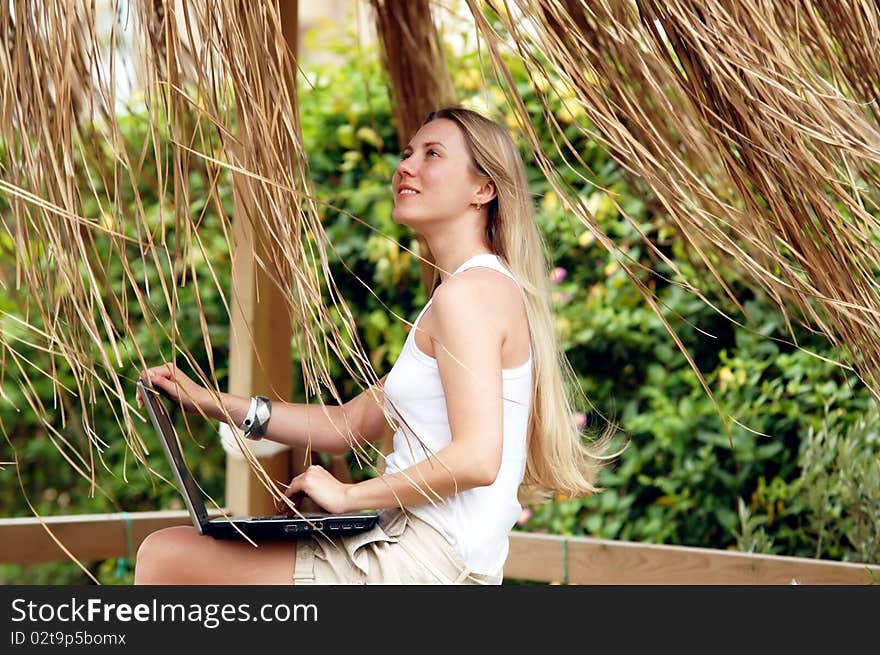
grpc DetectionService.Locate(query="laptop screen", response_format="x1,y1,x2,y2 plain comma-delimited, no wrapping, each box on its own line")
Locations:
137,378,210,531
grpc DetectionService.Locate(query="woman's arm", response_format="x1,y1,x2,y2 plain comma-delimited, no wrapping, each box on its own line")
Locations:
213,374,391,454
285,272,508,511
141,365,390,455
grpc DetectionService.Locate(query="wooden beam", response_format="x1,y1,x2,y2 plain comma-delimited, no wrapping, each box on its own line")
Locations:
505,531,566,583
4,512,877,586
0,511,220,565
225,0,301,517
506,532,880,585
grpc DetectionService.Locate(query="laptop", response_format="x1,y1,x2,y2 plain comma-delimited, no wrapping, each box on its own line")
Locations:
137,377,378,540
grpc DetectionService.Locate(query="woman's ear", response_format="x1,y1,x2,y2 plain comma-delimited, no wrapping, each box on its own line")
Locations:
474,178,497,206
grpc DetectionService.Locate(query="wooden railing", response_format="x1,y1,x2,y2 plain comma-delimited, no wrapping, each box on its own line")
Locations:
2,511,878,584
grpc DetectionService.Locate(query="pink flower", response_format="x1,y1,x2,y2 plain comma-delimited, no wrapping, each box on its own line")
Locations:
551,290,574,304
517,508,533,526
551,267,567,284
573,411,587,429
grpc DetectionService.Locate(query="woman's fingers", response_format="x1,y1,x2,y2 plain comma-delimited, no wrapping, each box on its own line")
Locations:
136,363,180,407
138,362,213,415
144,364,183,399
136,365,165,407
284,474,303,498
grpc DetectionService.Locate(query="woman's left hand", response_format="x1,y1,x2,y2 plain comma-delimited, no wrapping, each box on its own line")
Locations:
284,465,353,515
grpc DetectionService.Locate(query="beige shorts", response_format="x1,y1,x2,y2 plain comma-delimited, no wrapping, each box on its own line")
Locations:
293,508,502,585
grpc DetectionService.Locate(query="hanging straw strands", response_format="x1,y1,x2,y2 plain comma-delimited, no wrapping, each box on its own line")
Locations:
0,1,139,491
464,0,880,402
0,1,392,507
795,1,880,121
2,0,880,519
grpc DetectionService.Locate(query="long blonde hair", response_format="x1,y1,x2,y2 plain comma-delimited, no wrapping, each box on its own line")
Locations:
424,107,619,503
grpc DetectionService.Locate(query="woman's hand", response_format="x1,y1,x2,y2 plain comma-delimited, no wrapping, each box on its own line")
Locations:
138,363,214,415
284,465,354,515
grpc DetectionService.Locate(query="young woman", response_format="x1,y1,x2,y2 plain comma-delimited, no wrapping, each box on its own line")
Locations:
134,107,613,585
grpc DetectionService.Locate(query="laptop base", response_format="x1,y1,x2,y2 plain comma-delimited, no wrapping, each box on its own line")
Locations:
205,513,378,539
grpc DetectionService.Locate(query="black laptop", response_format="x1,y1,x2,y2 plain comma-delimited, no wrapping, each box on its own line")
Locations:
137,378,378,540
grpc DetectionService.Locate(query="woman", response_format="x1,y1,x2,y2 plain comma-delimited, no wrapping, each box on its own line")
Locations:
134,107,613,585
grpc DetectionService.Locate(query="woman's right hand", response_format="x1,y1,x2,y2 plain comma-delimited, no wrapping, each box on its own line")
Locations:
138,363,214,415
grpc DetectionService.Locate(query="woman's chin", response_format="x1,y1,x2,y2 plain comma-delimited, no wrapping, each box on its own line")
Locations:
391,209,412,226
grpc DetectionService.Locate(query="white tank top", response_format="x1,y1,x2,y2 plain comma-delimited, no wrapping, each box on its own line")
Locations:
383,253,533,576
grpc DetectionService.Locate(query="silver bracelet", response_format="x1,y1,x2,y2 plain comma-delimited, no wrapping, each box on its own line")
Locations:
240,395,272,440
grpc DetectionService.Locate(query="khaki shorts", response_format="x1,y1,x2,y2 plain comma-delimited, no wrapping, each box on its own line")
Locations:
293,508,502,585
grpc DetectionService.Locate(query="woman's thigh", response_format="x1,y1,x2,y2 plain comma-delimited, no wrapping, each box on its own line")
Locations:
134,526,297,585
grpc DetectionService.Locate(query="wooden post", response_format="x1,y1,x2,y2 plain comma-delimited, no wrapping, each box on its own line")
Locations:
225,0,301,516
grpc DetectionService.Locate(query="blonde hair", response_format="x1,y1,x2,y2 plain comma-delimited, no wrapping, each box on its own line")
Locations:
424,107,619,503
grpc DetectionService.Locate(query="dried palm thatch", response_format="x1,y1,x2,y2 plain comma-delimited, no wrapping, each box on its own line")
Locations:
465,0,880,408
0,0,395,518
1,0,880,562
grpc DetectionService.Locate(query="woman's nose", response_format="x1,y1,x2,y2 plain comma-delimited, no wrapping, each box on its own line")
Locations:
396,155,416,178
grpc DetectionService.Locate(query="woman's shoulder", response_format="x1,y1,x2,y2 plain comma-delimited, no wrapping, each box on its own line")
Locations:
435,266,521,305
422,267,530,365
430,267,524,329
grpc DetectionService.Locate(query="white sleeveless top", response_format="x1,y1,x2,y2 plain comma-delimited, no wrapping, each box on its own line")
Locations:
383,253,533,576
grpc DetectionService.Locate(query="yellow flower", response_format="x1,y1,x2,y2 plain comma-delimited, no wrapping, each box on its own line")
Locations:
557,105,574,124
356,126,383,149
100,211,115,231
578,230,596,247
555,317,571,340
557,99,585,124
534,73,550,93
340,150,361,171
585,191,603,217
455,69,482,91
490,87,506,104
603,261,620,277
461,95,493,116
552,78,577,100
718,366,734,392
595,192,619,223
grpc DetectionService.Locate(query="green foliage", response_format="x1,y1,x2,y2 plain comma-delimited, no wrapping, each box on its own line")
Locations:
795,402,880,562
2,34,878,586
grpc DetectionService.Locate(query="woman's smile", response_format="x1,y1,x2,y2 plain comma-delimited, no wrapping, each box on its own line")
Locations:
397,184,420,198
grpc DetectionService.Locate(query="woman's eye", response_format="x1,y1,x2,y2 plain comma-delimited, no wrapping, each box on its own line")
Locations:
427,150,439,157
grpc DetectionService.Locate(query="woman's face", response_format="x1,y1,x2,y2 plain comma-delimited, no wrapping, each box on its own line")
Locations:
391,118,483,227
